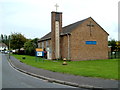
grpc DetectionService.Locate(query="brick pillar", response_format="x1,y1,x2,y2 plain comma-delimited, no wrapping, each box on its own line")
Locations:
51,12,62,60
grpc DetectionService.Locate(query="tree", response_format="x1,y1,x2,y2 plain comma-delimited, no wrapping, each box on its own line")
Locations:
4,35,9,46
0,34,9,46
24,38,38,56
0,34,3,42
31,38,38,48
116,41,120,51
10,33,27,50
108,39,117,52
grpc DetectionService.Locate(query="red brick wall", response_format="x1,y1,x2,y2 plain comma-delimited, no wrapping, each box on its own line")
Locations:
51,12,62,59
70,18,108,60
38,18,108,61
60,35,68,59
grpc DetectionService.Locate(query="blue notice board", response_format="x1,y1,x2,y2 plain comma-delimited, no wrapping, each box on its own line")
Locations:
86,41,97,45
36,51,44,57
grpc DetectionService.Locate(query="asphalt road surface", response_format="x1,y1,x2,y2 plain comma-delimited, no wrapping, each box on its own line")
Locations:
2,53,78,88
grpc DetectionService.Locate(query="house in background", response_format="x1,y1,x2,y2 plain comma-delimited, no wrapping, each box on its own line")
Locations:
0,43,8,52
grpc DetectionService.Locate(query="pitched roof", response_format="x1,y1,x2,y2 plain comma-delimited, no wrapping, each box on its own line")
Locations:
38,17,109,42
39,17,88,42
39,32,51,41
0,43,7,47
61,18,88,34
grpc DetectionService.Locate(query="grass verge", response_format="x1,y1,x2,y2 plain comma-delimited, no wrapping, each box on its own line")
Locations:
12,54,119,80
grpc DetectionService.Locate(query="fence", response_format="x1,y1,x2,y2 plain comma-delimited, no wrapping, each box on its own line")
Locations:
108,51,120,59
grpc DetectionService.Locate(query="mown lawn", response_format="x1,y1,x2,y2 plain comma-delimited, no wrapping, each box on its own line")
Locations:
12,54,119,80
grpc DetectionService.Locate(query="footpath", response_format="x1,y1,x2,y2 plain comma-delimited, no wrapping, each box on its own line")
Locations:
8,56,119,89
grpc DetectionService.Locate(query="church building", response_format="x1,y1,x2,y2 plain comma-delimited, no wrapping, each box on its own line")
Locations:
38,11,109,61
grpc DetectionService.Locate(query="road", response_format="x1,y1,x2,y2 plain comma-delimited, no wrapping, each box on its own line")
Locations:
2,53,77,88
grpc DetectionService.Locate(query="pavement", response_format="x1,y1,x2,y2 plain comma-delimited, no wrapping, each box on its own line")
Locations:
7,55,119,89
2,54,76,88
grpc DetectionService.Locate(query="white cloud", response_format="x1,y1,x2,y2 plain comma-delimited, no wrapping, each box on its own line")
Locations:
0,0,119,40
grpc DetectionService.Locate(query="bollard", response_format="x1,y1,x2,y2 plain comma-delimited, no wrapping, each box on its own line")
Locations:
62,58,67,65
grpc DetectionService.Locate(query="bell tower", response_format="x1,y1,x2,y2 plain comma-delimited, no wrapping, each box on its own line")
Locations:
51,11,62,60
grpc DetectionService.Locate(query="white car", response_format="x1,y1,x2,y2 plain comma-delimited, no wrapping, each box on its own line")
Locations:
4,51,9,54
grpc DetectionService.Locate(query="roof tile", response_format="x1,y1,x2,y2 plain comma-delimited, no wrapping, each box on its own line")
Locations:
38,17,89,42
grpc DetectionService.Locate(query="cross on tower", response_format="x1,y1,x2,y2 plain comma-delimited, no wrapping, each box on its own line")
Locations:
87,21,94,36
55,4,59,12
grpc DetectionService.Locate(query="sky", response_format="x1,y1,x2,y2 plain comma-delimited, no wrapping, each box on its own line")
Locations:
0,0,119,40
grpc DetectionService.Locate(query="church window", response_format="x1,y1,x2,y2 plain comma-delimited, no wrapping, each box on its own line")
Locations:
40,42,42,48
46,41,49,47
86,41,97,45
42,42,44,49
38,43,40,48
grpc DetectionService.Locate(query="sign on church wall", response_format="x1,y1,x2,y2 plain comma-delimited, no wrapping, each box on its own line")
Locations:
36,51,44,57
86,41,97,45
55,21,60,58
36,48,44,57
36,48,43,51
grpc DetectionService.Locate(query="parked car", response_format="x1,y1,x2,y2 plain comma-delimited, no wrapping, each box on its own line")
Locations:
4,51,9,54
